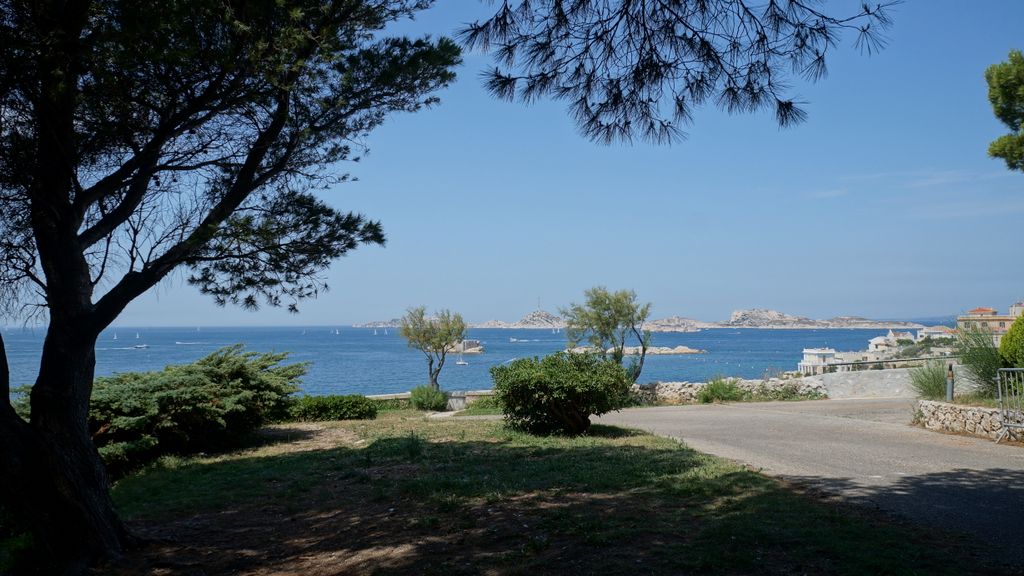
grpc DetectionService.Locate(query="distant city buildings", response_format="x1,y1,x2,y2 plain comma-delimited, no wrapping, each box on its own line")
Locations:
956,301,1024,347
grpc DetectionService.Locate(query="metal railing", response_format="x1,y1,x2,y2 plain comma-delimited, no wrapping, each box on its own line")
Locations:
819,356,959,373
996,368,1024,444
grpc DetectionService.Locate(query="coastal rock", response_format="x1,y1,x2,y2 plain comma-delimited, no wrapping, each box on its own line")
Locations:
472,310,565,329
352,318,402,328
646,316,713,332
567,345,706,355
625,345,705,355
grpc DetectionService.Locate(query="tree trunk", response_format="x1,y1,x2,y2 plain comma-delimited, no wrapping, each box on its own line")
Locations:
0,323,129,573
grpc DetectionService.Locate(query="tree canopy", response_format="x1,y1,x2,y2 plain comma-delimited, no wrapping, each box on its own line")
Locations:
561,287,651,383
986,50,1024,172
0,0,459,568
399,306,467,389
462,0,897,143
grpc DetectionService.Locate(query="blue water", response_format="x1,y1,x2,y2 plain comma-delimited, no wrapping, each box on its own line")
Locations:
3,326,891,395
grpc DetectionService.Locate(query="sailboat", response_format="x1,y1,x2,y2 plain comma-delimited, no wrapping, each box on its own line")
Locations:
113,332,118,340
374,329,378,335
135,332,140,339
384,328,388,335
456,353,469,366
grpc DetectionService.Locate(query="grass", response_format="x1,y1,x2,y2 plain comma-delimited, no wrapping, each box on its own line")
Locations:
101,411,1014,575
910,360,949,400
696,377,743,403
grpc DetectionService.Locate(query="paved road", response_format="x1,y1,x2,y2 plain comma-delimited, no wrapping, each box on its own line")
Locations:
597,398,1024,566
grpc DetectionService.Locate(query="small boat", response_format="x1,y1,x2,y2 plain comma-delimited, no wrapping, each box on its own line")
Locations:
133,344,149,349
456,353,469,366
384,328,388,335
113,332,118,340
135,332,140,339
374,329,378,335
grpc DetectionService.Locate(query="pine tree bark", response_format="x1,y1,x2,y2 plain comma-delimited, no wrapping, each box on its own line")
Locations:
0,326,129,572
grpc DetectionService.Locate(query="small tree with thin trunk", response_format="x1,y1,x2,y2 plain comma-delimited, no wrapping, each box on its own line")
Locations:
399,306,466,390
561,287,652,383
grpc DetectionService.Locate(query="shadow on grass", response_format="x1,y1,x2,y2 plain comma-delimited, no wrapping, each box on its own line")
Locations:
109,429,1021,576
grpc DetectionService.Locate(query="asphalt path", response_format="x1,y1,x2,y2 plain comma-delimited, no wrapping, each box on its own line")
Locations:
597,398,1024,567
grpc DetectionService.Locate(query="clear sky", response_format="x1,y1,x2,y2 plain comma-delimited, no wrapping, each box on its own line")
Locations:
114,0,1024,327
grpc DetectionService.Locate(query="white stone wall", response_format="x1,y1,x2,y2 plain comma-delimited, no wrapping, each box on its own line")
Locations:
917,400,1006,441
631,378,826,405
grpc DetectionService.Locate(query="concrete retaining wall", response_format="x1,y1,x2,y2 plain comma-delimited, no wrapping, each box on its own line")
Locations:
917,400,1007,442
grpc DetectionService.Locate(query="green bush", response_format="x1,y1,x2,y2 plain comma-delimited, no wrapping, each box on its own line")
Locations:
957,325,1005,396
372,397,414,411
697,377,743,403
909,360,948,400
290,394,377,421
490,352,630,435
746,381,825,402
1000,316,1024,367
88,345,304,477
409,384,448,411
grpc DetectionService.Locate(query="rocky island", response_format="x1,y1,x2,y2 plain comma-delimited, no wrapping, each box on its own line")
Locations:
356,308,923,331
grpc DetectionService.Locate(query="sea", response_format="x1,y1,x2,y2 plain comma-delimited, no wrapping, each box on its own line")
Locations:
3,326,894,396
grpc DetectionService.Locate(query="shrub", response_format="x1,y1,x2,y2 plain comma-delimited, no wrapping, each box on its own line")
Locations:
490,352,630,435
409,384,448,411
697,377,743,403
747,381,825,402
372,397,414,411
909,360,948,400
1000,316,1024,367
290,395,377,421
88,345,304,477
957,325,1005,396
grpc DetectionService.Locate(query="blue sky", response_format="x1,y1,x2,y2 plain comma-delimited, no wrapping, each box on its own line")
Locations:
116,0,1024,327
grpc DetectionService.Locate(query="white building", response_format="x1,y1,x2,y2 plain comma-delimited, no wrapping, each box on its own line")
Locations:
916,325,955,342
868,336,890,352
798,348,836,375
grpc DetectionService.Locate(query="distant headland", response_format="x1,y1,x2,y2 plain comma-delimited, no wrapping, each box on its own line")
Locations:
353,309,924,331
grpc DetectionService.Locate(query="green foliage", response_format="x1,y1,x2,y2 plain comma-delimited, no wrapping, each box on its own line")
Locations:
986,50,1024,172
409,384,448,411
490,352,630,435
290,395,377,422
999,316,1024,367
561,287,652,383
909,360,949,400
457,395,503,416
698,377,744,403
372,397,413,411
746,381,825,402
956,325,1005,396
88,345,304,477
400,306,467,389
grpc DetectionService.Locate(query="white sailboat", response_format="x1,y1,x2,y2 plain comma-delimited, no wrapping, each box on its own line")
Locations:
384,328,388,335
113,332,118,340
456,353,469,366
374,329,378,335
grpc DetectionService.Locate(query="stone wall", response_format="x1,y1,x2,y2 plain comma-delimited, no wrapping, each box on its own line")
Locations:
631,378,826,405
917,400,1007,441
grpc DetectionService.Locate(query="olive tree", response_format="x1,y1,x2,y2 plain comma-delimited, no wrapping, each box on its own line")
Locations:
0,0,458,568
399,306,466,389
561,287,651,383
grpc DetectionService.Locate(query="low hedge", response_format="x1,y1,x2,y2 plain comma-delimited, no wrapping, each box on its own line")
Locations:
88,345,305,477
290,394,377,421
